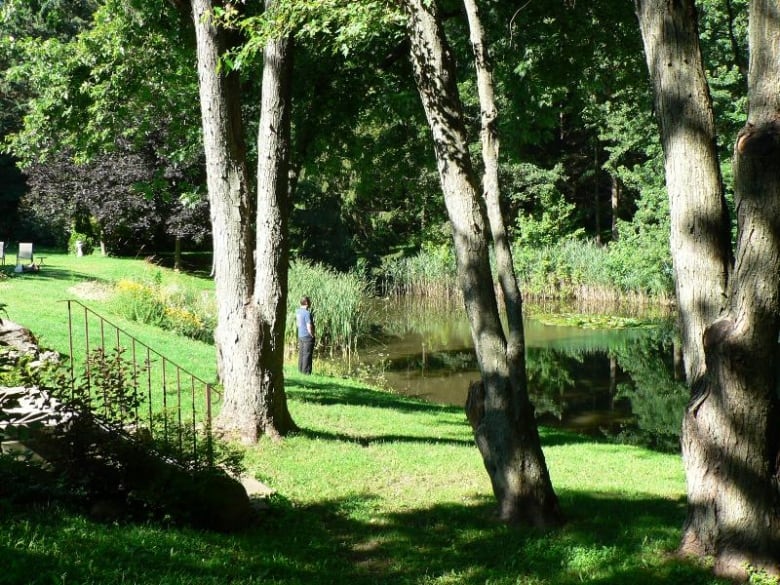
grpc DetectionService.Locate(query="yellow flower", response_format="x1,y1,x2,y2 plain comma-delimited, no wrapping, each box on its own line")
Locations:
116,279,147,293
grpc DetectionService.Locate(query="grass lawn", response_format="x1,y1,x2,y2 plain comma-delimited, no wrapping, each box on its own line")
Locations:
0,252,737,584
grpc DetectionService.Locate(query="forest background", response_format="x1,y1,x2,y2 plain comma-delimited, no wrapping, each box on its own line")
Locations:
0,0,747,301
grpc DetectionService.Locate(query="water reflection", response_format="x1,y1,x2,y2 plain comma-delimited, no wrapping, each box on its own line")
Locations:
324,298,687,451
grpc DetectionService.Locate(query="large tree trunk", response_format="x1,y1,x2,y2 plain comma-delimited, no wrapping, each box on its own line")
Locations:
636,0,780,578
191,0,293,441
634,0,732,384
403,0,562,528
250,0,296,437
682,1,780,577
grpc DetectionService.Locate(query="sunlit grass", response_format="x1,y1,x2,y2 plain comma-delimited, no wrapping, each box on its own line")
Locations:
0,251,737,584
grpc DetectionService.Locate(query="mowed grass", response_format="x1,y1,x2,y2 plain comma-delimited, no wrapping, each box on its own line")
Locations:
0,251,733,584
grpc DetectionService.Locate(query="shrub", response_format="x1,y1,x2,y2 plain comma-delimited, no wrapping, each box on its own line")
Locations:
112,278,168,327
67,230,96,256
606,222,673,296
159,285,215,343
111,275,215,343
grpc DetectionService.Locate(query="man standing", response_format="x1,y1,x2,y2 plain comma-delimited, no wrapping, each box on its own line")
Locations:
295,296,315,374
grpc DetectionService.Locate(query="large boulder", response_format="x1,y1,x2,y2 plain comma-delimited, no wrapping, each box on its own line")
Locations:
29,419,255,532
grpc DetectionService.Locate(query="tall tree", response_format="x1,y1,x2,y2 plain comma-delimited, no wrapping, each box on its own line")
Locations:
636,0,780,578
240,0,296,437
0,0,99,243
402,0,562,527
635,0,732,386
190,0,295,441
6,0,296,440
463,0,524,382
21,146,188,253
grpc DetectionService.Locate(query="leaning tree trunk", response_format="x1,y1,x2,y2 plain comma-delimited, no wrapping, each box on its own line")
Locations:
250,0,297,437
403,0,562,527
462,0,526,385
636,0,780,578
191,0,285,442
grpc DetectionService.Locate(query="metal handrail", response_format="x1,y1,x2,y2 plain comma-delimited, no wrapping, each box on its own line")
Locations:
64,299,218,466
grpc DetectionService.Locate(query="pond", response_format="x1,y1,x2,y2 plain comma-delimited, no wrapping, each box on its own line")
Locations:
322,297,687,451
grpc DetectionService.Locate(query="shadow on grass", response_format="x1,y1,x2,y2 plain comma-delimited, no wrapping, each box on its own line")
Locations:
0,489,728,585
288,378,600,450
295,426,475,448
2,264,83,281
288,377,463,416
0,263,113,285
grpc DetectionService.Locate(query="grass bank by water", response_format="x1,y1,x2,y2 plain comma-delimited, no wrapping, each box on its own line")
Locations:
0,252,735,584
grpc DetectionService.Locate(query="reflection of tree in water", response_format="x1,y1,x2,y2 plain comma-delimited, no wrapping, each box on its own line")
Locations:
374,297,471,344
340,299,687,450
526,324,688,452
384,349,477,374
526,348,579,420
611,326,688,452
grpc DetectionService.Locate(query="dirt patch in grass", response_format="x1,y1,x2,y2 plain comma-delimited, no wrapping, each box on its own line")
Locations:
67,281,113,301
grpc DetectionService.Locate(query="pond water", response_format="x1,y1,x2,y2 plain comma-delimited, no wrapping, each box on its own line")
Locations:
323,298,687,451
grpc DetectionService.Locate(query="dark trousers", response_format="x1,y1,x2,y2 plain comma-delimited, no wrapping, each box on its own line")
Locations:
298,337,314,374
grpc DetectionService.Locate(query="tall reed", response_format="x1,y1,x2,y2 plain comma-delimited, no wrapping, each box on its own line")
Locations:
286,260,373,356
374,237,673,306
513,238,673,302
375,245,459,298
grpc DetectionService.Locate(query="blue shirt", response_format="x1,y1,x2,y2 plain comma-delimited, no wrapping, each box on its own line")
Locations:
296,306,314,339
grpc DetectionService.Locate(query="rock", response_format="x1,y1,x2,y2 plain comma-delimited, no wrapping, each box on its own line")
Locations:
0,320,39,356
1,319,257,533
237,473,275,498
186,471,254,532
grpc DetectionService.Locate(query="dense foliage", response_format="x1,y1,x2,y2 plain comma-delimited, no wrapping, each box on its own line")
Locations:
0,0,748,295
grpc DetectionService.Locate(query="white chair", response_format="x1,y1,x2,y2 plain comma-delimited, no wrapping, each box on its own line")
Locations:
15,242,41,272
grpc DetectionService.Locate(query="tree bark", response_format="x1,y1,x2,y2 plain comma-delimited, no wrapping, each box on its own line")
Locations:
634,0,732,385
462,0,526,386
403,0,562,528
636,0,780,577
685,1,780,576
251,0,296,436
190,0,294,441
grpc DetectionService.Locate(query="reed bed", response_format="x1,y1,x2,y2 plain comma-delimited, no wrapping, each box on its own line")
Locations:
514,238,673,300
286,260,374,357
376,246,460,298
377,238,674,305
